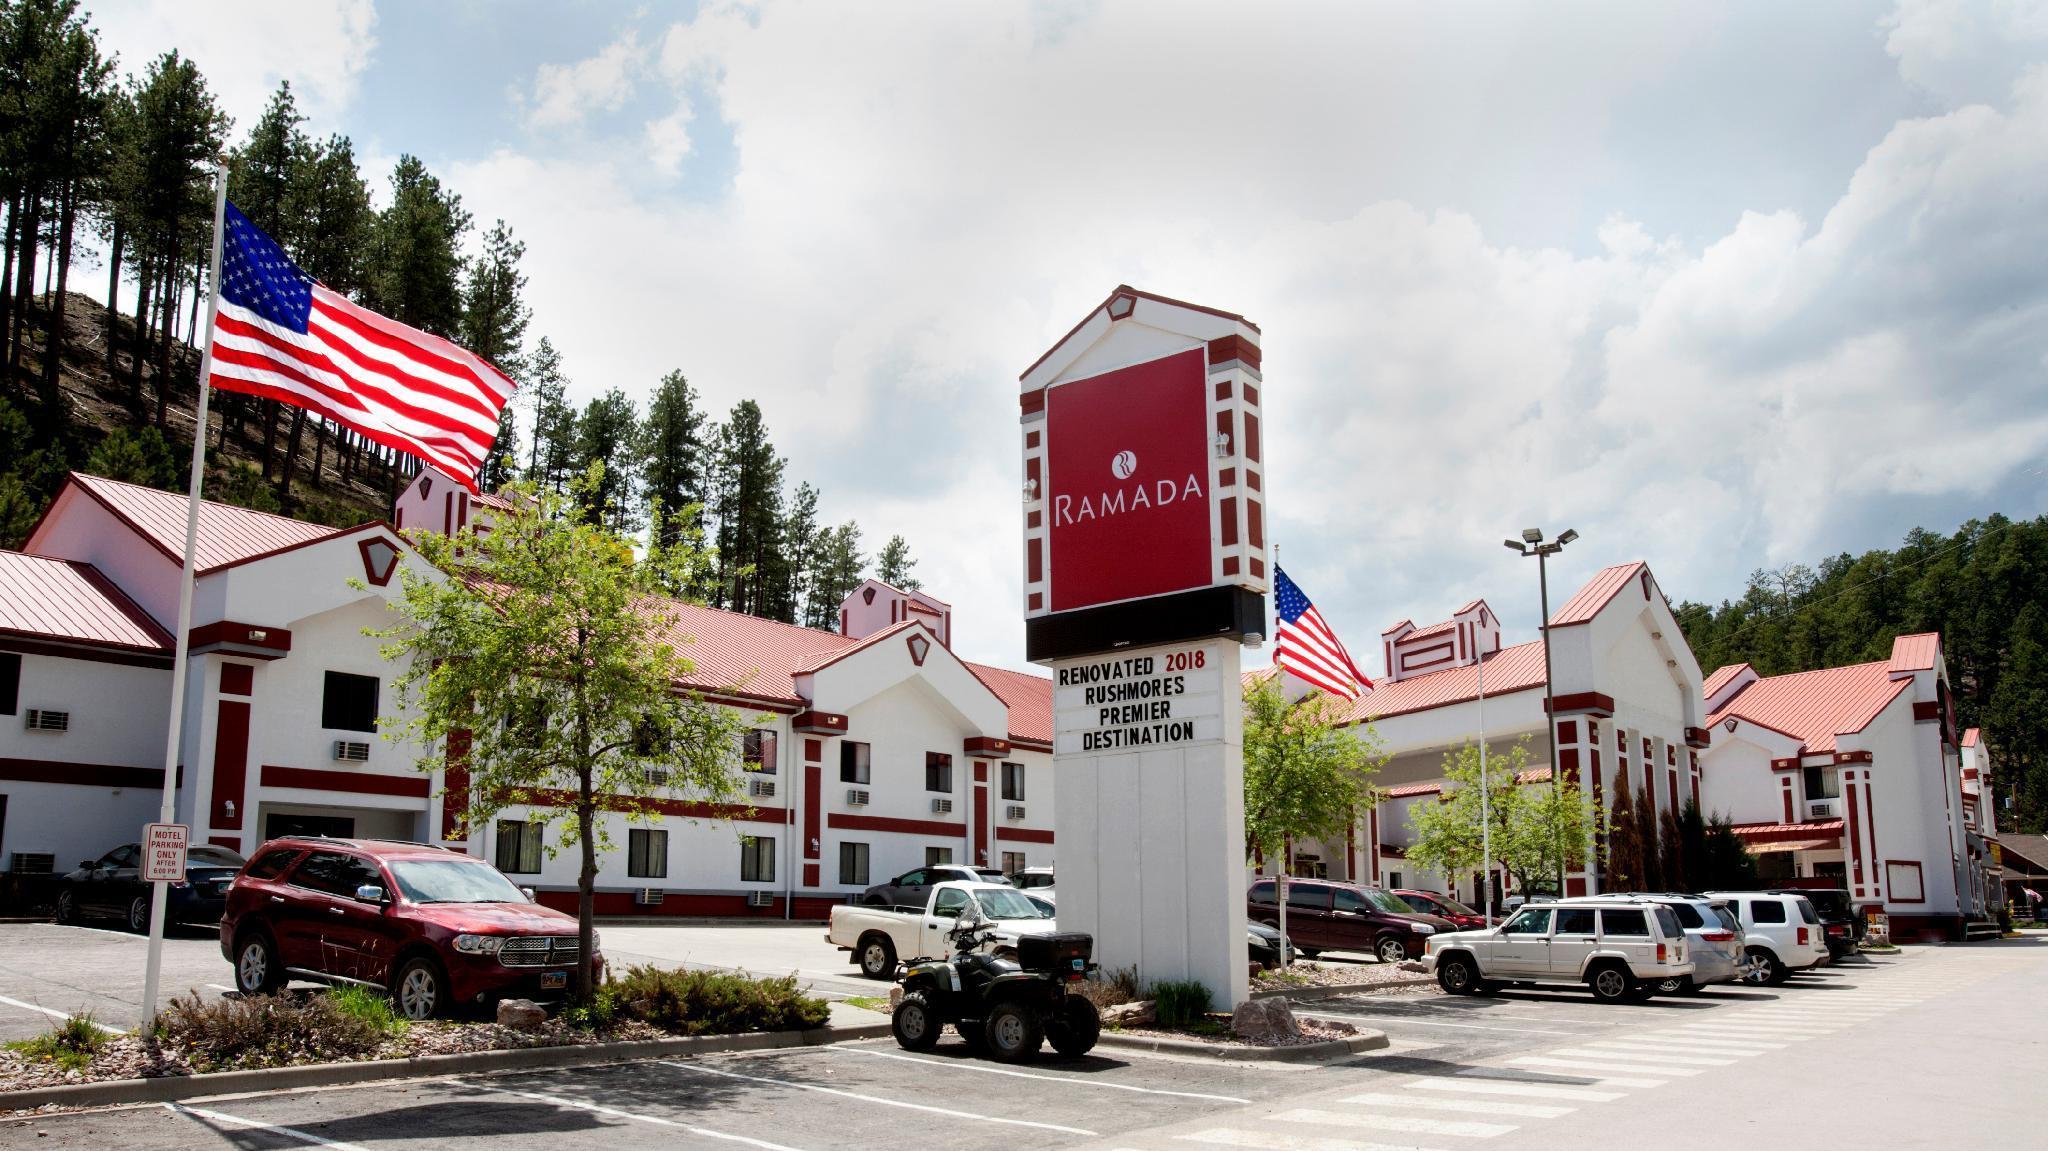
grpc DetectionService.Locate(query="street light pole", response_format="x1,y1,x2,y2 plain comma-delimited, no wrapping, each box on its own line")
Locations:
1504,528,1577,896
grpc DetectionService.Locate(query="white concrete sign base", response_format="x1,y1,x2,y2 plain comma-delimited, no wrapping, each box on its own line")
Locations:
1052,637,1249,1009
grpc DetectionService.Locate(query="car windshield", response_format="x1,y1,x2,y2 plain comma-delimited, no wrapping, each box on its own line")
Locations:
388,858,529,904
1360,888,1414,914
188,846,245,867
974,888,1049,920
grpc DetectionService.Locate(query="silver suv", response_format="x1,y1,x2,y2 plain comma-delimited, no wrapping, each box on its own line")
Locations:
1585,893,1744,994
1423,897,1694,1004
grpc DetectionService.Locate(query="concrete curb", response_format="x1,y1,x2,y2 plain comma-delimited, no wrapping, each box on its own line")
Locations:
1096,1028,1388,1063
1250,975,1437,1001
0,1022,893,1113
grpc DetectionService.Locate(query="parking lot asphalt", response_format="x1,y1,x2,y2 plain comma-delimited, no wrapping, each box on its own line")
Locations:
14,938,2044,1150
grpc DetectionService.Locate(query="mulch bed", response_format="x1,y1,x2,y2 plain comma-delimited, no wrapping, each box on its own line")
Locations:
1110,1015,1364,1048
1252,960,1432,992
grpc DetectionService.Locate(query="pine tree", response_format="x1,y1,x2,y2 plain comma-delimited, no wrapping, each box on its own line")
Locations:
771,480,822,625
522,337,574,491
367,154,470,338
291,133,373,296
459,218,528,374
1605,768,1639,891
876,534,919,591
227,83,305,248
1636,781,1664,892
709,400,785,616
572,387,639,530
639,370,709,549
804,521,865,630
479,406,517,492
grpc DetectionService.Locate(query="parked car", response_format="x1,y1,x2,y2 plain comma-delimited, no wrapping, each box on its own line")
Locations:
1009,867,1056,891
1707,890,1831,984
1767,887,1863,958
1586,892,1744,994
55,843,245,932
1392,889,1491,930
862,866,1010,908
1248,879,1451,963
1422,897,1695,1004
1035,889,1293,968
220,837,602,1020
830,881,1058,978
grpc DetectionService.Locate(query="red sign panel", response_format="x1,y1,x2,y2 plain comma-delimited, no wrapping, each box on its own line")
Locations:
1046,348,1210,611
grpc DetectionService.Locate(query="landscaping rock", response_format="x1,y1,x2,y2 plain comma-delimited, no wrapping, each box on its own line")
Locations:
1230,997,1300,1041
496,999,547,1030
1102,1000,1156,1026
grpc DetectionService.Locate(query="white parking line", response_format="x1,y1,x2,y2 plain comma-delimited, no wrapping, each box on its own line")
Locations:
0,994,125,1034
1675,1022,1830,1035
1339,1092,1575,1119
1408,1078,1625,1102
1276,1108,1518,1138
1511,1056,1702,1077
657,1059,1099,1136
1178,1129,1448,1151
1637,1035,1785,1050
167,1103,375,1151
451,1080,806,1150
1300,1011,1574,1036
832,1045,1251,1102
1550,1046,1737,1066
206,983,237,993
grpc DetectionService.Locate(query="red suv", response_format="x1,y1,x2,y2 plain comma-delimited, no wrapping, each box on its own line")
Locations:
220,837,602,1020
1249,879,1454,962
1391,888,1491,930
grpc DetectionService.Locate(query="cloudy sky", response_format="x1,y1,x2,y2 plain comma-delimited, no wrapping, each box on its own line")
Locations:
86,0,2048,674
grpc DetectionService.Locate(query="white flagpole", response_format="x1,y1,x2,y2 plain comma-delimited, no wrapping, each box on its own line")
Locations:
1478,644,1492,927
140,162,229,1032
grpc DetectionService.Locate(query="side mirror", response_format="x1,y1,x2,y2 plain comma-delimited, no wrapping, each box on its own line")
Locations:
79,860,94,871
355,884,387,903
520,886,537,902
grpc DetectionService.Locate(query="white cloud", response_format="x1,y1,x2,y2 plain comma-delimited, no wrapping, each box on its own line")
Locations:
526,32,647,129
1883,0,2048,104
90,0,376,129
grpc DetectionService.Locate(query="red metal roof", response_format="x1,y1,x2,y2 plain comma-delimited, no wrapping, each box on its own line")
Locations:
966,661,1055,747
1401,619,1457,641
1730,819,1846,845
1384,782,1443,798
1548,561,1646,627
1342,640,1547,725
1702,662,1752,700
67,473,338,572
0,552,172,652
1887,632,1940,676
1961,727,1980,748
1706,661,1908,754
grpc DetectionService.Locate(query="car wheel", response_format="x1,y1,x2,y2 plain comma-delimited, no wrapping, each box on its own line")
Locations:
859,935,897,980
1436,953,1479,995
1588,963,1634,1004
1740,947,1782,986
53,889,77,925
1046,997,1101,1058
393,956,449,1021
126,895,150,933
1376,937,1408,963
982,999,1044,1063
892,992,941,1052
234,933,284,995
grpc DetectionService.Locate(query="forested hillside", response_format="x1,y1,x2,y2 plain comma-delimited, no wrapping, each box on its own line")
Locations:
0,0,917,630
1675,515,2048,834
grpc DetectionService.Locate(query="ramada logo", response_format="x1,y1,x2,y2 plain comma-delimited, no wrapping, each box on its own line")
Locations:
1055,450,1204,526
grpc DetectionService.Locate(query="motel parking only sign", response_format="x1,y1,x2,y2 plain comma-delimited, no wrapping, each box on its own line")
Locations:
143,822,189,883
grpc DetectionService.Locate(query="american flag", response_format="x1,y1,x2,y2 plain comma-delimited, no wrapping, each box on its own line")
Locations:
1274,566,1371,701
207,202,514,493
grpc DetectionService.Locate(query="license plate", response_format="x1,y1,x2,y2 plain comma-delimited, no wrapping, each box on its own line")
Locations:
540,971,567,989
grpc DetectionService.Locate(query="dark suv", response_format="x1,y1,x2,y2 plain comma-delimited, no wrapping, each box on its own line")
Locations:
1249,879,1453,962
220,837,602,1020
1768,887,1862,958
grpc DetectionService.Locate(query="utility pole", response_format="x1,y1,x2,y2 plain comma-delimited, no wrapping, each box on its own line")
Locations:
1505,527,1577,896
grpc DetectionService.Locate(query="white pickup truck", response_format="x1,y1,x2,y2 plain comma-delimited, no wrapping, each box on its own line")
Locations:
827,881,1059,979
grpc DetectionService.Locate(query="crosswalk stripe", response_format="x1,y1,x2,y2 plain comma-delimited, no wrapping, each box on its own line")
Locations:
1409,1079,1625,1102
1674,1023,1829,1035
1177,1129,1446,1151
1276,1109,1517,1139
1635,1035,1785,1050
1338,1093,1576,1119
1554,1047,1737,1066
1511,1056,1702,1077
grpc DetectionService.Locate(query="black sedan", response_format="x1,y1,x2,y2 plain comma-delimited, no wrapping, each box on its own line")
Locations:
54,843,244,932
1249,920,1296,968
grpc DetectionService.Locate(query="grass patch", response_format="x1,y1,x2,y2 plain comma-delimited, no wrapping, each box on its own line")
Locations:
607,966,829,1035
1150,979,1213,1030
326,984,409,1038
5,1011,105,1071
843,996,891,1013
1074,965,1141,1009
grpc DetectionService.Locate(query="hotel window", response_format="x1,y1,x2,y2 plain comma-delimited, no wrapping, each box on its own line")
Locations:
925,845,953,867
741,835,776,882
0,651,18,715
321,671,380,732
1803,766,1841,801
627,828,668,879
1000,762,1025,801
839,841,870,886
1001,850,1027,875
743,729,778,773
926,752,953,793
841,741,871,784
495,820,543,874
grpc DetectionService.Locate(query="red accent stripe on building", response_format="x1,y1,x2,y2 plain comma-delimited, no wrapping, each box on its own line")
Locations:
803,863,819,888
803,764,821,859
219,663,254,696
0,757,163,788
829,813,966,837
974,783,988,865
208,700,250,829
1846,775,1865,888
995,826,1055,844
263,764,430,798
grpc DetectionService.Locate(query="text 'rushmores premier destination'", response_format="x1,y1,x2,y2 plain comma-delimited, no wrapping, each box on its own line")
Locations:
1053,647,1223,752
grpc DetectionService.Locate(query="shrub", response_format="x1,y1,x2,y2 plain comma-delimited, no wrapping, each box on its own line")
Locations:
6,1011,104,1071
1074,965,1141,1009
1150,979,1213,1029
156,993,388,1071
327,985,409,1038
607,965,829,1034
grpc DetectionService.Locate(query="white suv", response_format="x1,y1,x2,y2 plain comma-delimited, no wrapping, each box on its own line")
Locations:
1423,898,1694,1004
1707,891,1831,984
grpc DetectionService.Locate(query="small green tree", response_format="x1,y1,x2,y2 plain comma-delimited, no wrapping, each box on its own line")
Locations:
1603,769,1640,891
1404,736,1534,914
1243,677,1385,962
375,466,749,1001
1700,811,1760,889
1502,768,1594,896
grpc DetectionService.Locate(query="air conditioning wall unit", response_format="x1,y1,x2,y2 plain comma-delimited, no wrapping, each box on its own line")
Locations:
25,709,69,732
9,852,55,874
931,798,953,815
1006,805,1027,821
749,779,776,799
846,789,870,806
1810,801,1836,818
634,887,665,906
333,740,370,762
747,891,775,908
